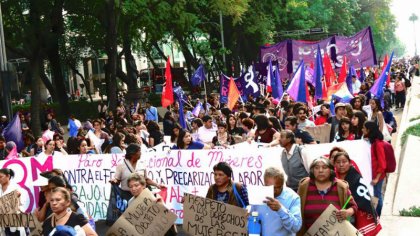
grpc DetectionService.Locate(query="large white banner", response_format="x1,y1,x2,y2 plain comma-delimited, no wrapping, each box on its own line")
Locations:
0,140,372,223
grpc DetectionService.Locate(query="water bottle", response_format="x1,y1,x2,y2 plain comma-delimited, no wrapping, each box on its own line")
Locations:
248,211,261,236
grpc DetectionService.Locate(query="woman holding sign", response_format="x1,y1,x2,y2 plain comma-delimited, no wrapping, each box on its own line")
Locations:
297,158,357,234
0,168,26,236
42,187,97,236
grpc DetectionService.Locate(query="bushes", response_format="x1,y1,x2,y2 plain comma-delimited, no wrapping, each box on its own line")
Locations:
401,123,420,147
400,206,420,217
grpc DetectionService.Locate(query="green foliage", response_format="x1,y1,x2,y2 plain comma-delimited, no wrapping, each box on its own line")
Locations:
401,123,420,147
409,116,420,122
400,206,420,217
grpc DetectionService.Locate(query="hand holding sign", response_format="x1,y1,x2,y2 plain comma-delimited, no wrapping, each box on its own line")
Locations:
263,197,282,212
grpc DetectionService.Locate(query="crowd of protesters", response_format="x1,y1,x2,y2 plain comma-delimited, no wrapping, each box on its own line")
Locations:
0,58,418,236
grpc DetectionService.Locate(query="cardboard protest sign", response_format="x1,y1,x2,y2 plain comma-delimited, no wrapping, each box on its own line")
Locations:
106,189,176,236
305,204,361,236
0,213,36,228
0,190,20,214
183,193,248,236
305,124,331,144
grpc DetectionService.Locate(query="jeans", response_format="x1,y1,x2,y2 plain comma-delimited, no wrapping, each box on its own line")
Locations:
374,179,384,216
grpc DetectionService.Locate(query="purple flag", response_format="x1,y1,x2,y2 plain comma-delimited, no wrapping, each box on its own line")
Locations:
314,45,324,99
287,61,307,103
219,74,246,103
191,64,206,86
305,67,315,86
272,63,283,99
346,65,356,94
192,102,203,117
260,27,377,73
370,52,394,104
174,86,187,129
1,113,24,152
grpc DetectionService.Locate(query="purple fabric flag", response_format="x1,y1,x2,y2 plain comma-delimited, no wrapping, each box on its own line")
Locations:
260,27,377,73
305,67,315,86
287,61,307,103
359,68,366,83
191,64,206,86
192,102,203,117
68,119,79,137
174,86,187,129
370,52,394,102
219,74,246,103
314,45,324,99
1,113,24,152
346,65,356,94
272,63,283,99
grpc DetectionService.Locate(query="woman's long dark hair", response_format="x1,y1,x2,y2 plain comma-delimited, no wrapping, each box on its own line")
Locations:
364,120,383,143
351,111,367,138
176,130,189,149
227,114,237,132
338,117,352,137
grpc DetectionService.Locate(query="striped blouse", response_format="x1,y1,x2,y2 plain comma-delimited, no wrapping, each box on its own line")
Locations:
303,179,357,229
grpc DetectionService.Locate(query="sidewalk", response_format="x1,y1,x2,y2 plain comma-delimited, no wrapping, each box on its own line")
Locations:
379,76,420,235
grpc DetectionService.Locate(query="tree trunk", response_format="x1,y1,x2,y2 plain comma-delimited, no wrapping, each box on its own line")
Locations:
28,0,43,137
103,0,120,111
46,0,69,119
68,64,94,102
39,66,57,102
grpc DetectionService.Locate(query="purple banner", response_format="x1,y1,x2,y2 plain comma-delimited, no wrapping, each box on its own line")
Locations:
260,27,377,74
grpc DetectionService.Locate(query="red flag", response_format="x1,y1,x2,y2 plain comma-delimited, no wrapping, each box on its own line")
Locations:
161,57,174,108
382,54,391,86
227,77,240,110
338,55,347,83
322,79,328,101
323,53,336,86
310,61,314,70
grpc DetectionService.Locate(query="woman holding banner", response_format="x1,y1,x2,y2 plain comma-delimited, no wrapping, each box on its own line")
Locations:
333,151,382,235
297,158,357,234
0,168,26,236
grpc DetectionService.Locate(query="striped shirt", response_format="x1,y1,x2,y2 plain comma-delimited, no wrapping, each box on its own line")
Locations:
303,179,357,229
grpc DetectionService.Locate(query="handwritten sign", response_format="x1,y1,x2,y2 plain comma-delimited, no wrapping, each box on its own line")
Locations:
305,204,361,236
0,190,20,214
0,213,36,228
106,189,176,236
183,193,248,236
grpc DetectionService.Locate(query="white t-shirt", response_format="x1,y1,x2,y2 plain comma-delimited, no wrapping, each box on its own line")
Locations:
298,119,315,130
115,159,147,191
197,125,217,144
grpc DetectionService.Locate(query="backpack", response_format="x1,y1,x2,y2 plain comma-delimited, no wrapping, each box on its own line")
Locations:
382,141,396,173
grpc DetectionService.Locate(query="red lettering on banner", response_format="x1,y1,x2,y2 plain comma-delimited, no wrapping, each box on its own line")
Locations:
169,186,182,203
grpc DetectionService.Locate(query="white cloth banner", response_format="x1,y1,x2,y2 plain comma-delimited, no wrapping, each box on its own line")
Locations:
0,140,372,223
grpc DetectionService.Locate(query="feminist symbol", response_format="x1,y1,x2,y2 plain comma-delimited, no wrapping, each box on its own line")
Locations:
356,181,371,201
244,66,259,93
